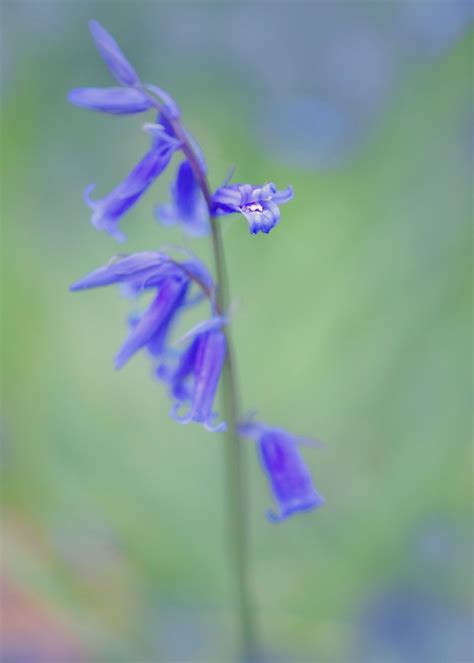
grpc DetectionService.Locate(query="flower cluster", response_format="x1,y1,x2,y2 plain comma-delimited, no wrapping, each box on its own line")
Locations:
70,20,323,521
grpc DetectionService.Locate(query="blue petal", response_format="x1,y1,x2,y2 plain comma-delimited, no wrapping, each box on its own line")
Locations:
163,330,226,432
170,402,194,425
272,185,294,204
258,429,324,522
180,257,215,299
115,278,188,368
257,183,277,201
212,182,293,228
70,252,179,291
239,421,324,522
68,87,152,114
156,161,210,236
238,208,265,235
89,19,140,86
166,336,200,401
146,281,189,358
188,331,226,426
84,146,176,241
212,187,241,207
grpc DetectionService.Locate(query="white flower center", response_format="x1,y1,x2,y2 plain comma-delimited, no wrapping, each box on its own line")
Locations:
245,202,263,213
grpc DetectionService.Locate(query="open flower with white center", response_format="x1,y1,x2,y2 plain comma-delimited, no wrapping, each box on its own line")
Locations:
213,182,293,235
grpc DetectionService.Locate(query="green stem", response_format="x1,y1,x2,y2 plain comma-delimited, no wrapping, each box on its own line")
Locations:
211,219,257,663
168,118,258,661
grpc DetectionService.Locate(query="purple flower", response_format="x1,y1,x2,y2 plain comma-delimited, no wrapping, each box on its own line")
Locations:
68,21,153,115
88,19,140,86
68,87,153,115
213,182,293,234
84,128,179,242
240,421,324,522
69,22,182,119
156,161,209,236
115,277,189,368
159,323,226,432
70,251,181,291
70,252,212,367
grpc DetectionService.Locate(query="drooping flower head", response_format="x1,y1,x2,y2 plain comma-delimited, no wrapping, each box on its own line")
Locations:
213,182,293,235
240,419,324,522
158,319,227,432
70,252,212,368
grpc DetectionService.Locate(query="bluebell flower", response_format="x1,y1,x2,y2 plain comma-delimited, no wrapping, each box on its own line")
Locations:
70,252,212,367
83,127,179,242
70,252,181,291
68,87,153,115
88,19,140,86
239,420,324,522
115,277,189,368
69,22,182,119
213,182,293,234
156,161,209,236
68,20,152,115
158,321,226,432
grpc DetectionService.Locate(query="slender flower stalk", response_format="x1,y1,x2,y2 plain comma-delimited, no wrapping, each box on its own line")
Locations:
165,112,259,662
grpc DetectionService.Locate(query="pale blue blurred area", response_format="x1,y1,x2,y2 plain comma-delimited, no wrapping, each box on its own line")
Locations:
1,1,473,662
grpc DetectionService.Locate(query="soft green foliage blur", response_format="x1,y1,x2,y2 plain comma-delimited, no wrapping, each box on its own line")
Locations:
1,3,472,661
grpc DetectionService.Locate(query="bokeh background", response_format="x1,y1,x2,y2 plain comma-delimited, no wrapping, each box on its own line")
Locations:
1,1,473,661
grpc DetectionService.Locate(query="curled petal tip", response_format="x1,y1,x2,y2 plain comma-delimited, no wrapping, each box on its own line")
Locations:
83,183,97,207
111,229,127,243
206,421,227,433
170,403,193,425
273,185,294,204
266,493,324,524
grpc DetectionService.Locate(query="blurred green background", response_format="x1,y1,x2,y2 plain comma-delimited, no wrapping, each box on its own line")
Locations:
1,2,472,661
